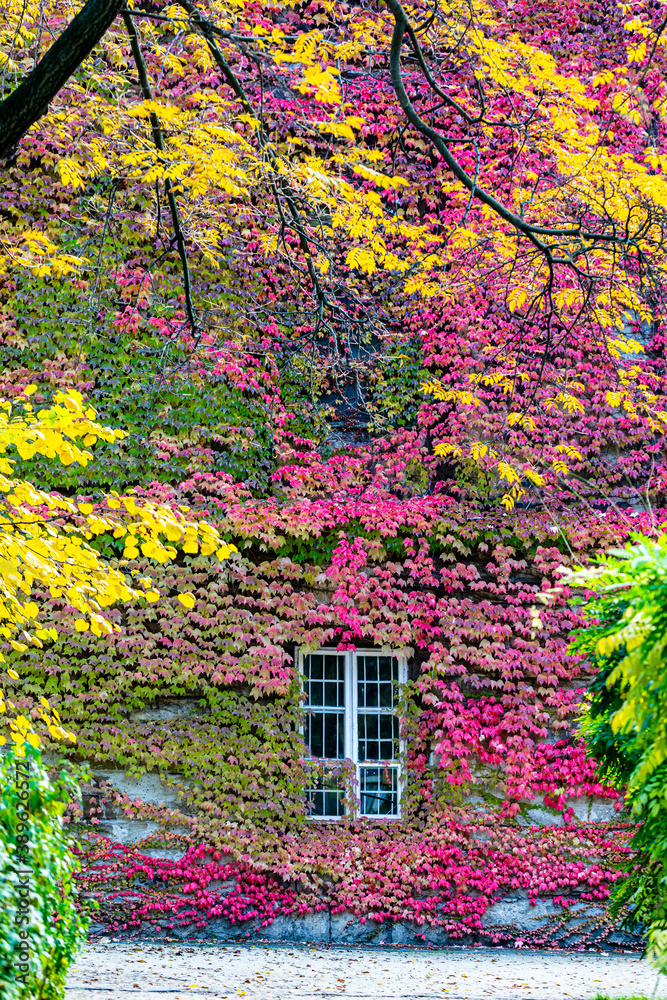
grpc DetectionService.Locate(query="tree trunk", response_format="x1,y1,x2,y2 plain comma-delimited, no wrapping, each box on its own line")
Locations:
0,0,126,159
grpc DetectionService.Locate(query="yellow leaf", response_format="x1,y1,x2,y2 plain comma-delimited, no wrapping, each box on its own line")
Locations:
74,620,89,632
178,593,196,609
555,443,583,460
7,668,19,680
507,288,527,312
497,461,520,484
434,442,463,458
524,468,545,487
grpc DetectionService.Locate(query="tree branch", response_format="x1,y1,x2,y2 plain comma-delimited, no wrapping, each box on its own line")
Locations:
0,0,126,159
176,0,328,305
122,9,198,333
384,0,628,248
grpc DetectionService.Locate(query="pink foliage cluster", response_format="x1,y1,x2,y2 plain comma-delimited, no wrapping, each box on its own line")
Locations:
75,816,635,946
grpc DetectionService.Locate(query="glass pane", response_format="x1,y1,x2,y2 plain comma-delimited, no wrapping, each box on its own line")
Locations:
359,767,398,816
303,652,346,762
305,711,345,759
310,681,323,706
325,655,340,679
379,680,393,708
306,775,345,817
310,655,323,679
304,653,345,709
358,713,398,761
379,656,393,681
357,655,398,712
325,713,345,758
306,713,323,757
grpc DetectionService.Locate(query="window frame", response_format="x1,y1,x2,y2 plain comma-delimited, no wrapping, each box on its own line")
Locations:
299,646,408,820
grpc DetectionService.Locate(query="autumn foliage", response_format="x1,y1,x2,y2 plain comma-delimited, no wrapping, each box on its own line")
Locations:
0,0,666,950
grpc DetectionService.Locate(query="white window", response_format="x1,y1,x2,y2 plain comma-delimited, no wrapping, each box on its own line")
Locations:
300,648,407,818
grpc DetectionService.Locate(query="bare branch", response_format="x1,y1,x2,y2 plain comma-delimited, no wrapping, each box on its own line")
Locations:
122,8,198,333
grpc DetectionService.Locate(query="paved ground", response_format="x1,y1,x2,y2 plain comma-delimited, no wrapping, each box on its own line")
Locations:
65,942,667,999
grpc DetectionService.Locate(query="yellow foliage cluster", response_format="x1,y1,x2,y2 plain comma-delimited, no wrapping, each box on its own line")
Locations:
413,0,667,504
425,381,593,508
406,0,667,427
0,388,236,754
4,1,431,280
0,229,87,280
5,0,663,343
0,688,76,757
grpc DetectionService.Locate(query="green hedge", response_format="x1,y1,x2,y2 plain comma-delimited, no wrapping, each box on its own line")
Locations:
0,749,88,1000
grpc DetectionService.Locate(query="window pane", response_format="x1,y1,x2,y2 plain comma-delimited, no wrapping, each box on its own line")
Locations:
304,653,346,761
305,711,345,759
310,654,323,679
310,681,323,706
357,655,398,712
304,653,345,709
306,774,345,817
379,680,393,708
379,656,393,681
358,713,398,761
325,654,340,679
325,712,345,758
306,713,323,757
379,715,395,759
359,767,398,816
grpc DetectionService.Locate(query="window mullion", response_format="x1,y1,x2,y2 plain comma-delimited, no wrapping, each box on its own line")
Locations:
397,655,407,817
350,649,359,818
348,649,357,760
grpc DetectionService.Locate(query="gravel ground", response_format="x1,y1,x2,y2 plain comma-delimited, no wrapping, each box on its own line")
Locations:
65,942,667,1000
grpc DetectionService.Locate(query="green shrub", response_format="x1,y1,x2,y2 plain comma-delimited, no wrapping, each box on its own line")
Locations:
567,534,667,972
0,748,88,1000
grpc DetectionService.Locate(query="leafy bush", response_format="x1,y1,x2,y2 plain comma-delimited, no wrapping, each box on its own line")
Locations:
567,534,667,971
0,747,88,1000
